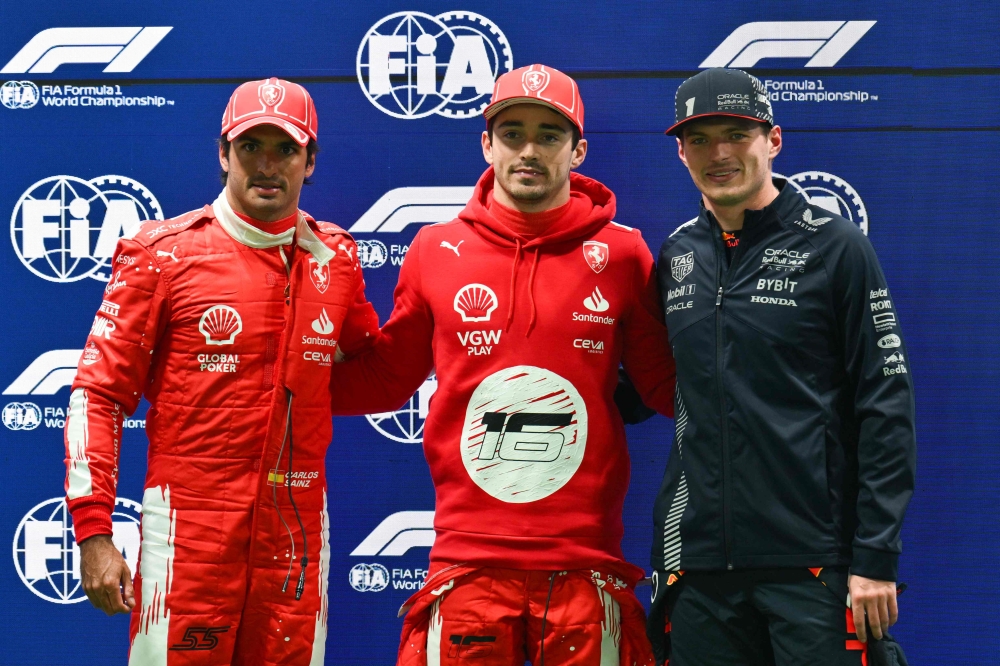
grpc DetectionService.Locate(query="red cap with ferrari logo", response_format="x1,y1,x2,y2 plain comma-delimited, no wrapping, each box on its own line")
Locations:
484,64,584,135
221,77,318,146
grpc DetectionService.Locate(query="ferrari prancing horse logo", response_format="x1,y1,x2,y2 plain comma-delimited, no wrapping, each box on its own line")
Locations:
260,83,284,107
582,241,609,274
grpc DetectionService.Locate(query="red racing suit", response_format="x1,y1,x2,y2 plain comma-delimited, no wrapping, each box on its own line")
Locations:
330,168,676,664
63,192,378,665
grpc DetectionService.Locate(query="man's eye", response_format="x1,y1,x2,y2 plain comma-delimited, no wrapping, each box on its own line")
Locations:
731,133,747,140
243,144,257,152
542,134,559,143
504,131,520,140
282,146,295,155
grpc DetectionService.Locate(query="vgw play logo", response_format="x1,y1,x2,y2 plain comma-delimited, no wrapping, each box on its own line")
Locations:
357,11,512,119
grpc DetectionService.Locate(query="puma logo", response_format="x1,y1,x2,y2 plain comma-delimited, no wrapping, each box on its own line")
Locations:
155,246,179,262
440,240,463,257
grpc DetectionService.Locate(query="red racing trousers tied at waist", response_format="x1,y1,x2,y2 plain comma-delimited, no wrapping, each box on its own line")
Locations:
396,563,655,666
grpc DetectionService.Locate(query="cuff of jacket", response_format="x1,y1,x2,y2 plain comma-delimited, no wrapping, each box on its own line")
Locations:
851,546,898,581
69,497,115,543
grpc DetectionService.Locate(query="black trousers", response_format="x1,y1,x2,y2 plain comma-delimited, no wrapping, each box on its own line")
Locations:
649,569,866,666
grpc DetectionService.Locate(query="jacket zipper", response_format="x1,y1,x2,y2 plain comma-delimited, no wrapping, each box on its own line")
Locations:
713,216,748,572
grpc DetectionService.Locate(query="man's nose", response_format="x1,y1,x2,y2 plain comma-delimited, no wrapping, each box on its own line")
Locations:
255,149,281,177
708,138,732,161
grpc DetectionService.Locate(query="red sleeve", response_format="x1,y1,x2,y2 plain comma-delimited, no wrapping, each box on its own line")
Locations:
621,230,676,418
65,240,170,542
336,270,381,357
329,230,435,415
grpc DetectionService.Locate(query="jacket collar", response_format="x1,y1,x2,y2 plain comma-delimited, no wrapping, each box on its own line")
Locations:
212,190,334,267
700,177,807,233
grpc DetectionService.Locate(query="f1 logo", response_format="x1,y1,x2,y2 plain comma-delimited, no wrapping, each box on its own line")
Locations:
478,412,573,463
2,27,172,74
700,21,876,68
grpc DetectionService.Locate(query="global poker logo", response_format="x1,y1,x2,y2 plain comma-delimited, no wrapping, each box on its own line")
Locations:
357,11,512,119
13,496,141,604
10,175,163,283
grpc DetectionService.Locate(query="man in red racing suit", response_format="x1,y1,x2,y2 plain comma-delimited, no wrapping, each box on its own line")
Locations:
330,65,676,666
64,77,379,665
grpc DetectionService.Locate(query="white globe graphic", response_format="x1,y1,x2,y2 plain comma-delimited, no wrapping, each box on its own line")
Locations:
357,12,457,119
10,175,163,283
357,11,512,120
349,563,389,592
10,176,113,282
776,171,868,236
12,496,141,604
366,375,437,444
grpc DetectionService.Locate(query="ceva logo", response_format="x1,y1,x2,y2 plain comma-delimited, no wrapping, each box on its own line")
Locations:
357,12,512,119
701,21,876,68
2,27,172,74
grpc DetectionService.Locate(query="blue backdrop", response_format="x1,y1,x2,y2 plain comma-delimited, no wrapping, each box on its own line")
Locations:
2,1,998,663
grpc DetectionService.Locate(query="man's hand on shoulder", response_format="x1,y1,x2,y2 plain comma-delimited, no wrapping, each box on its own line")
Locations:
849,573,898,642
79,534,136,616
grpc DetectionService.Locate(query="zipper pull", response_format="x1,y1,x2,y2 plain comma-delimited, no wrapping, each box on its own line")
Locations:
716,286,724,307
284,282,290,299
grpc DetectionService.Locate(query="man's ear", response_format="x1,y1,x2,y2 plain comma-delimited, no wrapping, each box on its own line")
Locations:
570,138,587,170
481,130,494,166
767,125,782,161
676,136,689,169
219,141,229,174
305,150,316,178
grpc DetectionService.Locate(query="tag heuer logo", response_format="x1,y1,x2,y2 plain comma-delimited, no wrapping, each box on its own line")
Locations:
671,252,694,282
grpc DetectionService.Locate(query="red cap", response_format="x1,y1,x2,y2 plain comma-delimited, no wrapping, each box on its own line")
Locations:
221,77,317,147
484,64,584,135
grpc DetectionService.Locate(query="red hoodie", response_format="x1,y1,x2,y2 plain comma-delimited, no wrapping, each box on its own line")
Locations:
330,168,675,579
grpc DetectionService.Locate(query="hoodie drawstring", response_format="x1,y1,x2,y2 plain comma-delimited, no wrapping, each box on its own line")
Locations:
526,247,540,337
504,240,540,338
506,238,522,332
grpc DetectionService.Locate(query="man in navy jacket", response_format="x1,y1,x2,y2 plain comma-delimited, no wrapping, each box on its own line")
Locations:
629,68,916,666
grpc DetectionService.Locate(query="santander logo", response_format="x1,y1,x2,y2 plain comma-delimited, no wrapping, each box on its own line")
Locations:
454,284,498,323
312,308,334,335
583,287,609,313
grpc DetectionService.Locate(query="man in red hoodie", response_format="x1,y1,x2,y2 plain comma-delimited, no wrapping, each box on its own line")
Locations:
331,64,675,666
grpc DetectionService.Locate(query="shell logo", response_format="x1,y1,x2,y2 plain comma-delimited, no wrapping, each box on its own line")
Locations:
199,305,243,345
453,284,498,323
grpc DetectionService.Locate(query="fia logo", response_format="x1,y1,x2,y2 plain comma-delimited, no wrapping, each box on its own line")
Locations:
357,12,512,119
10,175,163,283
13,496,141,603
